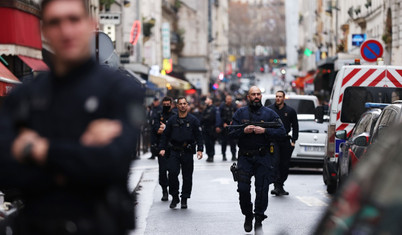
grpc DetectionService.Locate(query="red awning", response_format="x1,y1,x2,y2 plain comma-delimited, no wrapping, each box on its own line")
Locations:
0,63,20,84
0,63,21,96
18,55,49,72
0,8,42,50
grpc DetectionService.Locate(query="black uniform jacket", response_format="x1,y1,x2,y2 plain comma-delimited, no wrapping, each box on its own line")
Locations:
0,60,144,228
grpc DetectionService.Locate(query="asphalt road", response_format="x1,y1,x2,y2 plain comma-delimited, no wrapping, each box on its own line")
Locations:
130,149,330,235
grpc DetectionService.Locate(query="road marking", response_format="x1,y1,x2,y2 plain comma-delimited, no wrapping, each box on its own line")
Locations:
296,196,327,207
211,178,232,185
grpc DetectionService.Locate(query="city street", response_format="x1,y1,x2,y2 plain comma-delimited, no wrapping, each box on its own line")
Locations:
130,146,329,235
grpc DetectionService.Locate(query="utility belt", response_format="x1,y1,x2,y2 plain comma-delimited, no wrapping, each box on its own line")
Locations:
239,143,275,157
168,141,196,154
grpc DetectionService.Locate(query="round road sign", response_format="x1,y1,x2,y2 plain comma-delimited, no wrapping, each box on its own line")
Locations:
360,39,384,62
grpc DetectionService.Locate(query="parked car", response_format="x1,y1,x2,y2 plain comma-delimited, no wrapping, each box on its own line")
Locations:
290,114,327,167
314,121,402,235
336,106,383,187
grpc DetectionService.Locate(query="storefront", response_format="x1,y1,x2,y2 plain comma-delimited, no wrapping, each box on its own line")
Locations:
0,62,21,106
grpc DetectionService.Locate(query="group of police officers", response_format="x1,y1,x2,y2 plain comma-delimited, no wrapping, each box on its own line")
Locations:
150,87,299,232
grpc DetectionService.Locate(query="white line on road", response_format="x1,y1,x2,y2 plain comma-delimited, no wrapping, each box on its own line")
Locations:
296,196,327,207
211,178,232,185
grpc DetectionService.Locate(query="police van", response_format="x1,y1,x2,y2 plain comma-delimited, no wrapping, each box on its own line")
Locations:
319,62,402,194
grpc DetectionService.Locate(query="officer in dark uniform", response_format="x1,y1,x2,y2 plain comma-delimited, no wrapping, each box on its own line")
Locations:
219,95,237,161
0,0,143,234
229,86,286,233
147,98,161,159
201,97,221,162
151,96,176,201
268,90,299,196
159,97,203,209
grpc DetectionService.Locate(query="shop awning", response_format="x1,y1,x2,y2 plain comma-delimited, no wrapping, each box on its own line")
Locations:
0,62,21,96
0,8,42,49
0,63,20,84
18,55,49,72
149,74,192,90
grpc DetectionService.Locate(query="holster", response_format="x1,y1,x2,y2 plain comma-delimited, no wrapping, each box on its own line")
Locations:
230,163,238,182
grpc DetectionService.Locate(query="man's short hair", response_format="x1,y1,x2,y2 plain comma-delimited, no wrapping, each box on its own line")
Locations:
41,0,88,18
276,90,286,97
177,97,187,103
162,96,173,103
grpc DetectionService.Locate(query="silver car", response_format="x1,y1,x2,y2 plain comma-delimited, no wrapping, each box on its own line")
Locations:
290,114,327,167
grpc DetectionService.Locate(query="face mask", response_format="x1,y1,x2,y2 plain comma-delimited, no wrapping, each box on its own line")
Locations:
163,106,171,113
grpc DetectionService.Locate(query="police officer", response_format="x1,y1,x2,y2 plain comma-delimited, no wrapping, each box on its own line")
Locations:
0,0,142,234
230,86,286,232
220,95,237,161
268,90,299,196
148,98,162,159
201,97,221,162
151,96,176,201
159,97,203,209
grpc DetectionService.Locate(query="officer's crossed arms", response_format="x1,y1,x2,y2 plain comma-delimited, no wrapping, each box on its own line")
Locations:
12,119,122,165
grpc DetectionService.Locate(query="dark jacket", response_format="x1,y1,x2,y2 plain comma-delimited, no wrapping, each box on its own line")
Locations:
229,106,286,150
150,109,176,145
219,103,237,125
268,103,299,142
159,113,204,152
201,105,222,136
0,60,143,233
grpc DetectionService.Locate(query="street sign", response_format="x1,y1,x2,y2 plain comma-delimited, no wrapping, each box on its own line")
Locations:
99,13,121,25
360,39,383,62
162,22,171,59
352,34,366,46
130,20,141,46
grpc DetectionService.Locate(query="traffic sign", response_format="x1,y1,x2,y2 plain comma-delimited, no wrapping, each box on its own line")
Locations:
360,39,383,62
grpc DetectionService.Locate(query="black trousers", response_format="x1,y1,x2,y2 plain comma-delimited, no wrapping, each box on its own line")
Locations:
167,150,194,198
237,153,274,217
221,132,236,156
203,131,215,158
275,139,295,187
158,155,169,191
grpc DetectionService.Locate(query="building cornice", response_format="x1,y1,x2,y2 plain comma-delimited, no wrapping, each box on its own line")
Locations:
0,0,40,18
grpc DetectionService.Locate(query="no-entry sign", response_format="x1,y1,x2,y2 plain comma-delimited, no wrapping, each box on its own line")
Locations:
360,39,384,62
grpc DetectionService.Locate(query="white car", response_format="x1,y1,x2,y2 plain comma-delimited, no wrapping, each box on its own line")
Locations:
290,114,327,167
262,94,319,115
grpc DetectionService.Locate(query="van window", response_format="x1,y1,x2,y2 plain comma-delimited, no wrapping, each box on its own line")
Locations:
264,99,316,114
341,87,402,123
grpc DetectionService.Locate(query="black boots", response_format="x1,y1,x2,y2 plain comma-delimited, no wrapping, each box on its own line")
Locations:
181,198,188,209
244,215,253,232
271,185,289,196
254,215,267,233
222,154,227,161
161,191,168,201
206,157,213,162
169,196,180,208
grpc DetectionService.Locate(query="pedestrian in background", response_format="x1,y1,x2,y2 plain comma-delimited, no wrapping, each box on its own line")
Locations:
0,0,143,234
268,90,299,196
159,97,203,209
201,97,222,162
229,86,286,233
147,97,161,159
151,96,176,202
219,95,237,161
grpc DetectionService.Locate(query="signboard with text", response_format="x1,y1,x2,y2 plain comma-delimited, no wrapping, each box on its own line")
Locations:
162,22,171,59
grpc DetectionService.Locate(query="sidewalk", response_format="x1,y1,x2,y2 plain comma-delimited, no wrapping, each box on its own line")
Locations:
128,152,159,193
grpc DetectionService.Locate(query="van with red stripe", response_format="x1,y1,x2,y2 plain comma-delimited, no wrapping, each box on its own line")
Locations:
320,64,402,194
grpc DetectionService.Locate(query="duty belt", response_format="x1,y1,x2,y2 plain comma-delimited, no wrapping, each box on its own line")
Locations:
239,146,269,157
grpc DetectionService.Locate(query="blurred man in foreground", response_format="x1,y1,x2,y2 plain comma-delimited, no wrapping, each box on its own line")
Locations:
0,0,143,234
